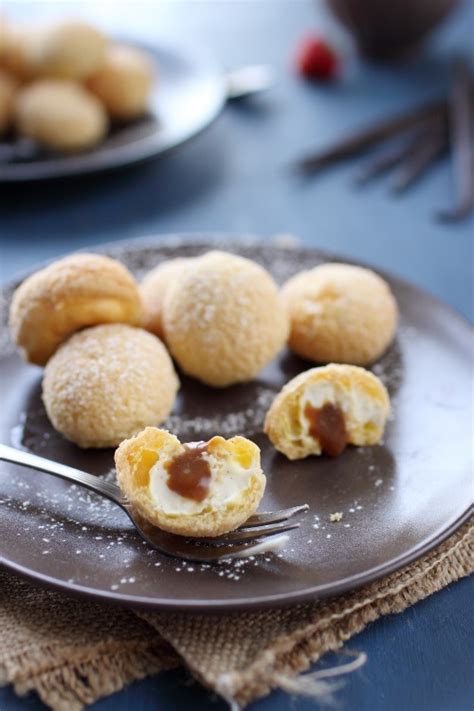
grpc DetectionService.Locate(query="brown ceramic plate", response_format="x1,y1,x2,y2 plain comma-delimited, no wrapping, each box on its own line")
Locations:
0,237,472,611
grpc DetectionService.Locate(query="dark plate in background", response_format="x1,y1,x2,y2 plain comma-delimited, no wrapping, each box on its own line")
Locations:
0,238,472,610
0,43,226,182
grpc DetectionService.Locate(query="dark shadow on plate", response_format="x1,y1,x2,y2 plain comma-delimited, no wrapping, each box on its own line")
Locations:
226,95,276,118
263,440,397,510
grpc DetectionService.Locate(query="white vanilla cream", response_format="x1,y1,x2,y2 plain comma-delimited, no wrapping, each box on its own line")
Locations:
299,382,385,438
148,451,254,515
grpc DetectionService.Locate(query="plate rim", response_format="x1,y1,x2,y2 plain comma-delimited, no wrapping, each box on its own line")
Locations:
0,235,472,611
1,506,471,612
0,40,227,183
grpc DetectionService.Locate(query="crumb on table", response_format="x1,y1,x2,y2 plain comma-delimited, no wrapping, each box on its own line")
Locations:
329,511,343,522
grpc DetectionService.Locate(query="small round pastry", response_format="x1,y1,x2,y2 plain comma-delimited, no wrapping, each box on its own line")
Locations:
0,14,6,62
0,69,17,134
264,363,390,460
87,44,153,119
140,258,192,340
10,253,142,365
43,325,179,449
115,427,266,537
1,23,38,79
15,79,108,151
33,20,107,79
282,263,398,366
163,251,289,387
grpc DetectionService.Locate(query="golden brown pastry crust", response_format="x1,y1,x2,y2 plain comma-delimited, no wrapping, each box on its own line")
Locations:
115,427,266,537
9,253,143,365
140,258,192,340
15,79,108,151
2,23,38,80
87,44,153,119
0,69,17,134
43,326,179,449
3,20,106,80
264,363,390,460
282,263,398,366
163,251,289,387
33,20,107,79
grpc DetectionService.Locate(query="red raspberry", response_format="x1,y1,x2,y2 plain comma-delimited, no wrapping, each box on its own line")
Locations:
296,36,338,81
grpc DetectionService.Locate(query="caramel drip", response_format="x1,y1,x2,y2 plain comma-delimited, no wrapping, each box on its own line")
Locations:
164,443,211,501
304,402,348,457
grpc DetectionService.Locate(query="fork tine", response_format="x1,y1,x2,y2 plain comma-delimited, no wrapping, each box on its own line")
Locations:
130,505,302,563
243,504,309,527
204,521,300,545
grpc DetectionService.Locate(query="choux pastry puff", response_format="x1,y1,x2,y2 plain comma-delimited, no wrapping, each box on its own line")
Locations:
15,79,108,151
42,325,179,449
3,20,106,80
281,263,398,366
9,253,142,365
264,364,390,460
115,427,266,537
163,251,289,387
0,68,17,134
87,44,153,119
140,257,192,340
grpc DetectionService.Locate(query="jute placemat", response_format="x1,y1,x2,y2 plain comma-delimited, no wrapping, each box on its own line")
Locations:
1,520,472,710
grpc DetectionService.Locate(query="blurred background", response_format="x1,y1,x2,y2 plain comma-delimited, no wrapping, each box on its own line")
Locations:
0,0,473,319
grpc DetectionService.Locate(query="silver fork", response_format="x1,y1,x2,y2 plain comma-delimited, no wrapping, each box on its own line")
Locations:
0,443,308,563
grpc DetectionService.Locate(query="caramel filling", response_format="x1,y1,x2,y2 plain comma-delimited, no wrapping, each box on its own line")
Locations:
304,402,348,457
164,443,212,502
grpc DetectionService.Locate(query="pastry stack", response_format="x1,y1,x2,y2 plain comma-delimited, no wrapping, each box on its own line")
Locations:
0,16,154,151
9,248,398,537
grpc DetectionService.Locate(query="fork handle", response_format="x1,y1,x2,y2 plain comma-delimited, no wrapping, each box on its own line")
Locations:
0,443,126,507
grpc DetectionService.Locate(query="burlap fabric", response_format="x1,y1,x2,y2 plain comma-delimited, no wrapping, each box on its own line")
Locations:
0,520,472,710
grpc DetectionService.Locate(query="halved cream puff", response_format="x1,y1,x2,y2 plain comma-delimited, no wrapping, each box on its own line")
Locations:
115,427,266,537
264,364,390,460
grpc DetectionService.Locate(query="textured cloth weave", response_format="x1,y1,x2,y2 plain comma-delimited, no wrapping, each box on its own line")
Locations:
0,521,472,710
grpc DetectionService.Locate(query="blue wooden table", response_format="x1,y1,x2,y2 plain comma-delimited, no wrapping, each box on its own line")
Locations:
0,1,472,709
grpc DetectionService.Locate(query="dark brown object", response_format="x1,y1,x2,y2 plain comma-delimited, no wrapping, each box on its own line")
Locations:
304,402,347,456
165,443,211,502
297,100,446,174
355,140,418,185
391,125,448,192
437,59,474,222
354,115,446,185
327,0,460,60
0,240,471,611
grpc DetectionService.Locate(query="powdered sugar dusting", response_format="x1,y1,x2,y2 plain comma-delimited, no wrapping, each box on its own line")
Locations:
0,236,410,600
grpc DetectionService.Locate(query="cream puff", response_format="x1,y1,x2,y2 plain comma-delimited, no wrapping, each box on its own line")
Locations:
264,363,390,460
115,427,265,537
15,79,108,151
87,44,153,119
140,258,192,340
3,20,106,80
2,23,38,79
163,251,289,387
43,325,179,448
282,263,398,366
0,69,17,134
9,253,142,365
